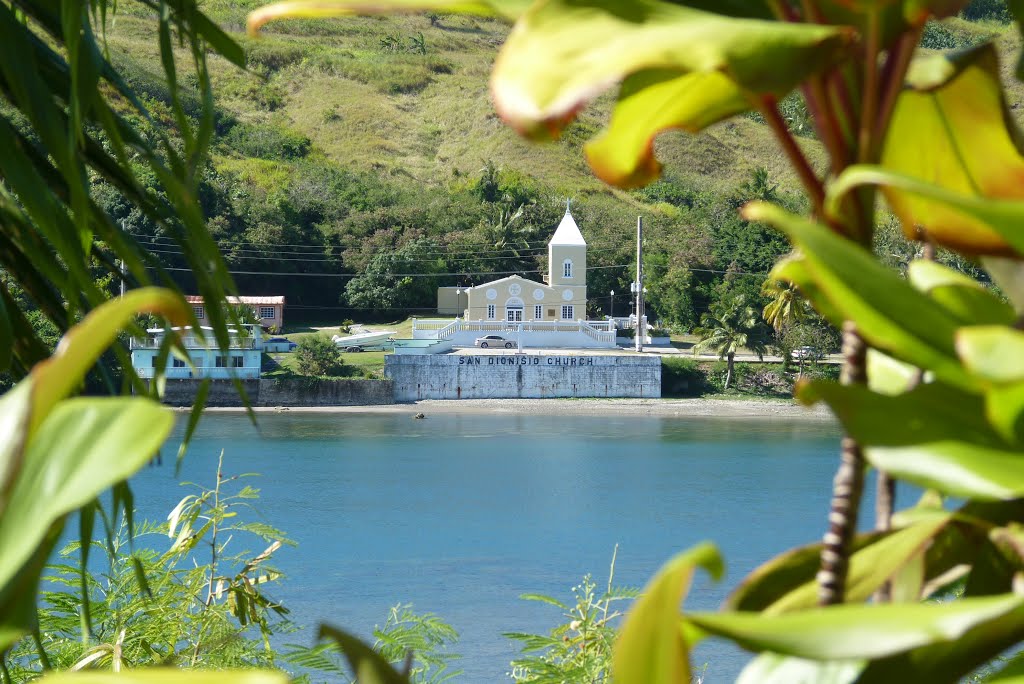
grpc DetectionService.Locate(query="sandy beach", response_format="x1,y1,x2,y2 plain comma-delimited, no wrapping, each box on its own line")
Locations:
204,397,834,420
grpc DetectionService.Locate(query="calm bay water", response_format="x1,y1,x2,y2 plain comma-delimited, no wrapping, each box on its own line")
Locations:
126,411,880,682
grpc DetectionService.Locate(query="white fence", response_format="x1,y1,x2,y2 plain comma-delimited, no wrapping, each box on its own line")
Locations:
412,319,616,349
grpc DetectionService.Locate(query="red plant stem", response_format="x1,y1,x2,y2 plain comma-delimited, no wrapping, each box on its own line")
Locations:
800,0,825,22
759,97,826,216
857,8,881,163
828,68,858,147
872,27,921,160
804,77,848,173
767,0,800,21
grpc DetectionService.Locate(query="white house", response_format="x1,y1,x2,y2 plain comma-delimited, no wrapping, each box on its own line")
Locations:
417,208,615,350
130,325,263,379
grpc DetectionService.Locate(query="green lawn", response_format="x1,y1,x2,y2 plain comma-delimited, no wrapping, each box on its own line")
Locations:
262,348,387,379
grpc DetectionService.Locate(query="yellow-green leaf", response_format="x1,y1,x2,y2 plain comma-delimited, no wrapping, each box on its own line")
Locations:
736,653,864,684
867,441,1024,501
0,397,173,651
831,45,1024,256
491,1,852,142
29,287,188,436
908,260,1015,326
613,542,723,684
765,514,951,614
956,326,1024,383
584,69,748,187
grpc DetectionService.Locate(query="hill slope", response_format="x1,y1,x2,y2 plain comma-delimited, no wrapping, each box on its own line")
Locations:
94,5,1020,327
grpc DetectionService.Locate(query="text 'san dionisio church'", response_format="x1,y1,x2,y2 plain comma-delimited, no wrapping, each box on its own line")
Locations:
390,207,662,399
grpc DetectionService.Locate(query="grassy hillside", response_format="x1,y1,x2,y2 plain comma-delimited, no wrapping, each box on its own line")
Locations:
91,4,1022,327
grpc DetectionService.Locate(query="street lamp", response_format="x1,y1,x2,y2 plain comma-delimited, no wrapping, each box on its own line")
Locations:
609,290,614,318
456,288,462,320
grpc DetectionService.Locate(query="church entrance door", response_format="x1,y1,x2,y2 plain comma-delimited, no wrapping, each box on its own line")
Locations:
507,308,523,322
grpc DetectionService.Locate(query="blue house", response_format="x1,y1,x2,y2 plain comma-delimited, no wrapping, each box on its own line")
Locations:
130,325,263,380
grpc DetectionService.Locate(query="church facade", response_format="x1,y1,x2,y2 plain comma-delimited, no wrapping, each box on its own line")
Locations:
462,209,587,322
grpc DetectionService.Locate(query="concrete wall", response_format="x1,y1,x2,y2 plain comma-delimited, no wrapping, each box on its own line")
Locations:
385,353,661,400
154,378,393,407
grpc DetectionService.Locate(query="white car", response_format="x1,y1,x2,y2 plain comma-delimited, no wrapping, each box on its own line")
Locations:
475,335,514,349
793,346,823,360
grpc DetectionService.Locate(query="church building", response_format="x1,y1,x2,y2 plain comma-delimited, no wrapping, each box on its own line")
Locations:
462,208,587,322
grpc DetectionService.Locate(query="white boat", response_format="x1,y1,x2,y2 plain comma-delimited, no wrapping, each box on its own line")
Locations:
331,330,396,350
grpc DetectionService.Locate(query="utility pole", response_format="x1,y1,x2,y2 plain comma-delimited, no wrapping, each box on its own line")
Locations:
633,216,644,353
119,219,127,298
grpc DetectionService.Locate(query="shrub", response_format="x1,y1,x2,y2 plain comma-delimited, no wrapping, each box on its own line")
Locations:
661,357,707,397
245,40,307,73
295,335,344,376
961,0,1011,22
222,121,311,160
920,19,994,50
706,360,755,393
506,549,638,684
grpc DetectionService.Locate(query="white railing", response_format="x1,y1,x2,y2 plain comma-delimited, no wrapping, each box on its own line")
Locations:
413,319,615,344
130,335,258,350
411,319,453,332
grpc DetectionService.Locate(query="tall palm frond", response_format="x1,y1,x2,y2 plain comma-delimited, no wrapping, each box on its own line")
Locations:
761,276,809,334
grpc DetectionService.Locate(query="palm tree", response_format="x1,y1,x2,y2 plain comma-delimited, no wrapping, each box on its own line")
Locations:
761,275,809,335
693,293,768,390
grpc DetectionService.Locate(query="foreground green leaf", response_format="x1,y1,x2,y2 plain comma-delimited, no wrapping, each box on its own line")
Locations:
319,624,410,684
0,398,172,650
613,542,723,684
736,653,864,684
866,442,1024,501
689,593,1024,661
752,202,972,388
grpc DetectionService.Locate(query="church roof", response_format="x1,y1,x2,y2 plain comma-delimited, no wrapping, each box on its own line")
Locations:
550,210,586,246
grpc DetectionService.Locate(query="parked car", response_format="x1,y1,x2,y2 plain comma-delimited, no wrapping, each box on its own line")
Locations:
475,335,514,349
265,337,297,352
792,345,823,360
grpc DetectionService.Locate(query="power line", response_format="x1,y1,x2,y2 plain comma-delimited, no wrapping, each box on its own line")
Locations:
132,237,630,260
160,263,635,278
141,246,626,264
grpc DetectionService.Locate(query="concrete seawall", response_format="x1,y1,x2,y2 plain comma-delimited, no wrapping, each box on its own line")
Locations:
154,378,394,407
385,353,661,400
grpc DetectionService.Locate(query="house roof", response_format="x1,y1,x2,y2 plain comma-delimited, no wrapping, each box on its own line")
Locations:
549,210,586,246
186,295,285,306
467,274,548,290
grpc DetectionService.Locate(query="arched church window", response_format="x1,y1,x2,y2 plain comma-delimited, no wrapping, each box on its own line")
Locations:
563,259,573,279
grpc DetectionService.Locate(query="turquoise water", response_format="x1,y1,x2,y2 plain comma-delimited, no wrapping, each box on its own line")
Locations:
127,411,881,681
